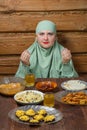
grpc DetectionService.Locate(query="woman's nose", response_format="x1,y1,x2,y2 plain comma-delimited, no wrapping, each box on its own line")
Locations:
44,34,48,40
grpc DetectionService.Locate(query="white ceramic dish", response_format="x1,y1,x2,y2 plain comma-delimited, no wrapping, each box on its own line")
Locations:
14,90,44,105
61,80,87,91
8,105,63,125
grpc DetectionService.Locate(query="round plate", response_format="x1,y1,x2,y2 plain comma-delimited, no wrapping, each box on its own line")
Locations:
61,80,87,91
55,90,87,105
8,105,63,125
14,90,44,105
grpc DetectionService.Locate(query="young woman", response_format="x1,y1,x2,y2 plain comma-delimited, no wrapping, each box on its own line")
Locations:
15,20,78,78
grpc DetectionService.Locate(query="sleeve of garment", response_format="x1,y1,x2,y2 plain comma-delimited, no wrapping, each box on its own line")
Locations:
60,60,79,78
15,61,29,78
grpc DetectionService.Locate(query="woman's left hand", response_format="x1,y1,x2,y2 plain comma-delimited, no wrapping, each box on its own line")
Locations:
61,48,72,64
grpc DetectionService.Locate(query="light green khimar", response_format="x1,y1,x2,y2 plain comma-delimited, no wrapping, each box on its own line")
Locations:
36,20,56,34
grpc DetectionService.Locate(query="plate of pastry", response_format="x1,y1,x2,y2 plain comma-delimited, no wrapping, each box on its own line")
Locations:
8,105,63,125
61,80,87,91
55,90,87,105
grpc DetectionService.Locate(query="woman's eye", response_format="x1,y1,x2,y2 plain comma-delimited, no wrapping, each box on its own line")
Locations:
38,32,54,36
48,33,54,36
39,33,44,35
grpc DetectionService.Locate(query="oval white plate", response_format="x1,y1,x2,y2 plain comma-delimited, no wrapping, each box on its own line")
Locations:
14,90,44,105
61,80,87,91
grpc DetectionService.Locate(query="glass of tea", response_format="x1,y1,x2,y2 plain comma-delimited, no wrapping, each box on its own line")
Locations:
25,73,35,87
43,92,55,107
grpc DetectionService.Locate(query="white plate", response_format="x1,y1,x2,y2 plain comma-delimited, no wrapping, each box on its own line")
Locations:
14,90,44,105
55,90,87,105
8,105,63,125
61,80,87,91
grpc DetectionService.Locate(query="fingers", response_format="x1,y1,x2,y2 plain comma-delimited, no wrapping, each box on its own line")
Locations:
20,50,30,65
61,48,72,63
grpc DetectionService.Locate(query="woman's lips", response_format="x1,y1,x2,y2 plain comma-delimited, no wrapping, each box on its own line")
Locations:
43,42,49,44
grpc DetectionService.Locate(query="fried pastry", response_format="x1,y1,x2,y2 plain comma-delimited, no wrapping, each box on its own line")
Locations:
15,110,25,117
34,114,44,121
44,115,55,122
61,91,87,105
25,108,36,116
19,115,29,121
29,119,39,124
37,109,47,116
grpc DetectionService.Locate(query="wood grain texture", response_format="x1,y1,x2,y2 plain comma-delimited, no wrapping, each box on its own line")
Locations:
0,0,87,11
0,0,87,76
0,11,87,32
0,32,87,54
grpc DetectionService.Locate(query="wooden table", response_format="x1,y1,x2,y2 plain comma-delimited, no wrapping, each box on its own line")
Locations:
0,76,87,130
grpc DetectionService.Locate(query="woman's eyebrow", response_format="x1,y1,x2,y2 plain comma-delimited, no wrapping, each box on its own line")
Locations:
39,32,45,34
48,32,54,34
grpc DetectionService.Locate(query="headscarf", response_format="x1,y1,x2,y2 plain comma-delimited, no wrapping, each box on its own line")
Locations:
15,20,78,78
36,20,56,34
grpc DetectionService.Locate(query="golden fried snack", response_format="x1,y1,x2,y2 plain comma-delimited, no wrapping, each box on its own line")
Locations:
15,110,25,117
61,91,87,105
44,115,55,122
25,109,36,116
34,114,44,121
29,119,39,124
37,109,47,116
19,115,29,121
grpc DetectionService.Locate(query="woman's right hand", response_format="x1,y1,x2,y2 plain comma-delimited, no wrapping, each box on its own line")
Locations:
20,50,30,65
61,48,72,64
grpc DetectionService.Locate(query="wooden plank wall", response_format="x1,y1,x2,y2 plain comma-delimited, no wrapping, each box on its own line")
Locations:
0,0,87,77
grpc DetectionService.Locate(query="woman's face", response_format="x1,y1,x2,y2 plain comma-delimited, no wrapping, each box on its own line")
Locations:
36,31,56,48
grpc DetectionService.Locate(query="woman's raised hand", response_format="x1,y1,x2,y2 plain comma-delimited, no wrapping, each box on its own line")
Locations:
61,48,72,64
20,50,30,65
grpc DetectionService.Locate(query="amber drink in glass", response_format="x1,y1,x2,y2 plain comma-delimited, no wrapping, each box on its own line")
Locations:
44,92,55,107
25,74,35,87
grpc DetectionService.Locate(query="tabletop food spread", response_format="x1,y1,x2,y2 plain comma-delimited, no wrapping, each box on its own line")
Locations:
0,76,87,129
